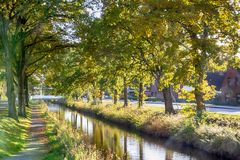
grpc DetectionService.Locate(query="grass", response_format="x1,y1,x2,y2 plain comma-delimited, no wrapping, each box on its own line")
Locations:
68,101,166,128
42,105,107,160
43,117,65,160
65,100,240,159
204,112,240,129
0,107,31,159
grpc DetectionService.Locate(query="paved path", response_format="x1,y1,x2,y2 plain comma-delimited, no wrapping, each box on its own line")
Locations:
4,106,48,160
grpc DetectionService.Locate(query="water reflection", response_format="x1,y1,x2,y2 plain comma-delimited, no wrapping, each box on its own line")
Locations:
48,103,222,160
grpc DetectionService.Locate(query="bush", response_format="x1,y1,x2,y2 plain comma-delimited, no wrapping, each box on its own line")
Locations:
142,114,184,137
205,113,240,129
195,124,240,158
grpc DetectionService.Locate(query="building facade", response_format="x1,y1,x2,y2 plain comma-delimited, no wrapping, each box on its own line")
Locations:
144,68,240,105
218,68,240,104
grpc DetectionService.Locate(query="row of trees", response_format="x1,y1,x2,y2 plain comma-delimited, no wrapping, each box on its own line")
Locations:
46,0,239,117
0,0,239,120
0,0,85,120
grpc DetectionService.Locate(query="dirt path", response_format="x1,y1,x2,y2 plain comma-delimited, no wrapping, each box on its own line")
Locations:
4,106,48,160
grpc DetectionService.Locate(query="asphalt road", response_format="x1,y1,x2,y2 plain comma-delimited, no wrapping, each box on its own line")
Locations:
103,99,240,115
1,98,240,115
145,102,240,115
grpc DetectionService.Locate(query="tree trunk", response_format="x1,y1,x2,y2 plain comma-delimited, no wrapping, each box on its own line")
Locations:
24,75,29,108
138,82,143,108
113,89,118,104
123,77,128,107
17,39,26,117
6,64,18,120
0,19,18,120
154,71,174,114
99,89,103,104
17,74,25,117
194,88,205,118
92,95,97,105
87,91,91,103
194,66,205,119
162,87,175,114
194,24,208,119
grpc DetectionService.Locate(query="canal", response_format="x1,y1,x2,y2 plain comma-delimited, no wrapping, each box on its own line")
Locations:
47,103,225,160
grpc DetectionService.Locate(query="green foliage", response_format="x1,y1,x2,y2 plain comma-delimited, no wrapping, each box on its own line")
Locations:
46,0,238,115
179,81,216,102
180,104,196,118
43,119,67,160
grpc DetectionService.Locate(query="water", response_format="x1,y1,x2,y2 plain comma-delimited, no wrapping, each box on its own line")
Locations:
48,103,224,160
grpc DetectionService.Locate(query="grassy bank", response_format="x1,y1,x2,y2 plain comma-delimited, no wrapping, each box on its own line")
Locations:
64,101,240,159
42,105,111,160
0,108,31,159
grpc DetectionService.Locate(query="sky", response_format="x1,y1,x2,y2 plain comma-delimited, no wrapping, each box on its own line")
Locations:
84,0,103,18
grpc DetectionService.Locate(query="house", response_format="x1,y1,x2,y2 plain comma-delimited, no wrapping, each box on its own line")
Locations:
144,68,240,105
206,68,240,105
221,69,240,104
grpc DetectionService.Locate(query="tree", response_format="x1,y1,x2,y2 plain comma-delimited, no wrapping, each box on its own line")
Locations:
76,17,139,107
158,0,240,118
100,0,181,113
0,0,85,118
124,0,239,115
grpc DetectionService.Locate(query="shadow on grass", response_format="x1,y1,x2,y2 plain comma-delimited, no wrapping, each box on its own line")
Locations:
0,108,31,159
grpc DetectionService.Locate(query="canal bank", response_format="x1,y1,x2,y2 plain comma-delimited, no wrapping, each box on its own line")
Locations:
52,101,240,160
47,103,219,160
43,105,103,160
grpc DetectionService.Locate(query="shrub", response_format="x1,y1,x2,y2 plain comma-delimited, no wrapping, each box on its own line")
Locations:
142,114,184,137
196,124,240,158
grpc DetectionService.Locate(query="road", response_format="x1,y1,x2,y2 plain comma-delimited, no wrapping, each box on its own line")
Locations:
0,101,8,109
1,97,240,115
145,102,240,115
103,99,240,115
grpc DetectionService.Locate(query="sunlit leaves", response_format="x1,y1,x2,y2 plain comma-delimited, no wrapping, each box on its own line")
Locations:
41,0,239,108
